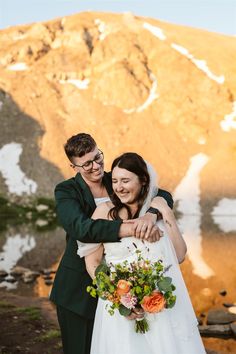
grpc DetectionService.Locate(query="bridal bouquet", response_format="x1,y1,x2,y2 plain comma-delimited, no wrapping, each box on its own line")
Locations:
87,249,176,333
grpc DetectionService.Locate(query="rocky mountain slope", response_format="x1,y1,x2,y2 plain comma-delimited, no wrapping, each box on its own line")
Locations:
0,11,235,212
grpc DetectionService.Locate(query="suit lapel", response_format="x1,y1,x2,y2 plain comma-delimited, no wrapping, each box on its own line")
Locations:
74,171,113,211
75,173,96,211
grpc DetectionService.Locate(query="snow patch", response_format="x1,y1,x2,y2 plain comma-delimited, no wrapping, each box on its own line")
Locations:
95,19,109,41
198,137,206,145
171,43,225,84
124,73,159,114
7,62,28,71
220,101,236,132
59,78,90,90
0,143,37,195
143,22,166,40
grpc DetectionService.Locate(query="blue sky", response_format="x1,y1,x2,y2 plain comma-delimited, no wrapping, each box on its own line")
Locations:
0,0,235,36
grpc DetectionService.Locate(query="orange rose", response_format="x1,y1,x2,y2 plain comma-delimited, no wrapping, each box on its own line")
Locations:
116,280,131,296
141,291,166,313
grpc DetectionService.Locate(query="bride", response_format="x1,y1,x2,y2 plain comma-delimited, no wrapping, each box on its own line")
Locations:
77,152,206,354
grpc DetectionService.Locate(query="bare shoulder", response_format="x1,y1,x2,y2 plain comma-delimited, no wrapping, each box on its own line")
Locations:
92,201,114,220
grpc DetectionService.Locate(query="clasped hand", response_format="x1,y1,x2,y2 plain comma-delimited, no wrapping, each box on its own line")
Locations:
126,307,145,321
124,213,163,242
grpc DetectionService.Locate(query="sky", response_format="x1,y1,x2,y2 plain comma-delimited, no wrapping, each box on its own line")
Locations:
0,0,235,36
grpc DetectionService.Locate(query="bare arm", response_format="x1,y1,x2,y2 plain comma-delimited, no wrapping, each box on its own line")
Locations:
85,244,104,278
151,197,187,263
84,203,115,278
91,202,140,240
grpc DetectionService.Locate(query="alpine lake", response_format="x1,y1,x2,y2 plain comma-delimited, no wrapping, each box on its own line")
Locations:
0,197,235,354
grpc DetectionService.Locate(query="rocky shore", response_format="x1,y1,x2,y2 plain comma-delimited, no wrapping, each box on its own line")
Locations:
199,308,236,340
0,266,55,287
1,266,235,353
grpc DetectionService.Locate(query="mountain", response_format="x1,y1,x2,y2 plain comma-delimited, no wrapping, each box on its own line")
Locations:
0,11,235,213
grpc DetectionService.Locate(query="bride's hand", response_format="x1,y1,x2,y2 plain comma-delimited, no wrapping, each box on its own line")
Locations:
147,224,164,242
126,308,144,321
124,214,163,241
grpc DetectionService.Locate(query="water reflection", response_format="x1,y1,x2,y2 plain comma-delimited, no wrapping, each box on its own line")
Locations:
174,153,214,278
174,153,209,215
212,198,236,232
34,260,60,298
0,233,36,289
0,226,65,291
178,216,215,279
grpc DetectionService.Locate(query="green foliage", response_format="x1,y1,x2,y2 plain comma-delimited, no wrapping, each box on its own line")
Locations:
36,197,56,209
16,306,41,321
165,294,177,308
95,262,110,277
0,300,15,311
157,277,173,292
0,195,58,233
38,329,61,342
0,300,14,308
119,304,131,317
86,286,97,298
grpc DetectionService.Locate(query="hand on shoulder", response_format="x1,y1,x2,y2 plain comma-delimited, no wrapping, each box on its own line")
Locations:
92,201,114,220
151,196,170,215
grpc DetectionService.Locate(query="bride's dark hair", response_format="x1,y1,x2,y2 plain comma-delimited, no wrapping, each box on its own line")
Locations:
109,152,150,220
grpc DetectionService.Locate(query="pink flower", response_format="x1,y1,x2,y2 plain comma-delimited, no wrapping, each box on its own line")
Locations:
120,292,138,309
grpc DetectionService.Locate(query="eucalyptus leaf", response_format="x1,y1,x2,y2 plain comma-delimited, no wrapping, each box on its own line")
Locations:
119,304,131,317
157,277,172,292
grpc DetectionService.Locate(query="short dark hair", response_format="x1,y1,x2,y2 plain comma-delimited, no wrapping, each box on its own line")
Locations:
64,133,96,161
109,152,150,220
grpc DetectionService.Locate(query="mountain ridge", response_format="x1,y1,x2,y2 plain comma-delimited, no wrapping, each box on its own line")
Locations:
0,11,235,213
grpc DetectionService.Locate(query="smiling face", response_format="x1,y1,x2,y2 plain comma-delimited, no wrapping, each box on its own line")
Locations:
71,146,104,184
112,166,143,207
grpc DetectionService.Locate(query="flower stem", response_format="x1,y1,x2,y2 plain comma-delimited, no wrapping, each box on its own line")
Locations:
135,318,149,333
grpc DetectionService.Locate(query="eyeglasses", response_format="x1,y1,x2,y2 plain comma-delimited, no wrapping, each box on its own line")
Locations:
73,150,104,171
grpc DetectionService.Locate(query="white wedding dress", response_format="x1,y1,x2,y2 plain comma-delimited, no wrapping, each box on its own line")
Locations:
77,162,206,354
89,221,206,354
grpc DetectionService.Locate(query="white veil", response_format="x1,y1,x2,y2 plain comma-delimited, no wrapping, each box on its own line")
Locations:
139,161,159,217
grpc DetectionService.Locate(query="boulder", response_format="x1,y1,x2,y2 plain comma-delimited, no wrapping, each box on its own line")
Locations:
230,322,236,337
10,266,31,277
207,309,236,325
0,269,8,278
199,324,232,338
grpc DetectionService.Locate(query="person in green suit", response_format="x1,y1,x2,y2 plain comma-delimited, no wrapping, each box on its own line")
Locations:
50,133,173,354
